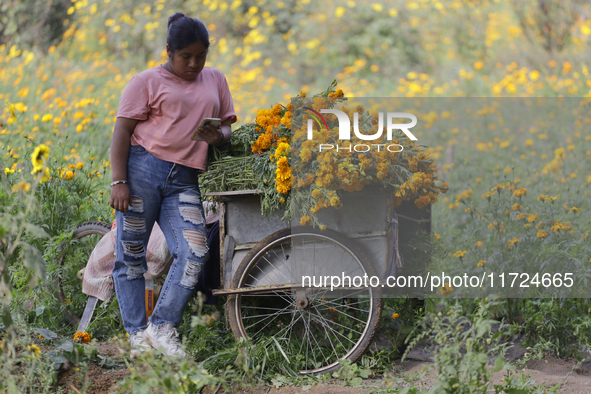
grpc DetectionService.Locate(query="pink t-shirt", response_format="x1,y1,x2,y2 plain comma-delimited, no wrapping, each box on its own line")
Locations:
117,65,237,171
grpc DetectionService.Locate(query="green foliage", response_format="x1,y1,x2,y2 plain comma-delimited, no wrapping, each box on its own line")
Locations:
116,352,219,394
0,0,70,50
403,299,561,393
518,298,591,358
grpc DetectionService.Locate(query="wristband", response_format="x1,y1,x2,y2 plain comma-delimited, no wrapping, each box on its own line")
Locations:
111,180,128,187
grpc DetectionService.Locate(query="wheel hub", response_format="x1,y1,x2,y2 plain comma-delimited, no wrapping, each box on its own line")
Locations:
295,288,309,309
296,297,309,309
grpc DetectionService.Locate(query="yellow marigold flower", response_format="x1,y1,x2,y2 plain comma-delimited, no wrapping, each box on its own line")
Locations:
555,147,566,159
31,144,50,171
273,142,290,160
75,162,84,168
300,215,311,226
537,229,549,239
330,196,342,208
31,166,50,183
527,214,538,223
513,187,527,198
512,203,521,211
320,225,327,231
300,91,306,97
64,170,75,180
299,148,312,163
11,181,31,193
311,189,322,199
4,167,15,175
477,260,486,267
550,220,573,233
27,344,41,359
475,241,483,249
453,250,467,258
392,313,400,319
41,114,53,122
433,233,441,240
537,194,559,202
507,237,521,249
439,283,453,296
73,331,92,344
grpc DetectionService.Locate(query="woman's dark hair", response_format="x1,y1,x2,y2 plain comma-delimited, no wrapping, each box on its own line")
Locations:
167,12,210,53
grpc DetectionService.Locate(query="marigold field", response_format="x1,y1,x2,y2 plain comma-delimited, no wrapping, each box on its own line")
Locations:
1,0,591,393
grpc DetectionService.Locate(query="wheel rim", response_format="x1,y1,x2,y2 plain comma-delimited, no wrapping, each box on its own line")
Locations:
55,223,111,324
232,232,379,374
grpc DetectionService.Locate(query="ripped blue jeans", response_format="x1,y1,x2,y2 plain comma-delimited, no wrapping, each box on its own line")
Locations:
113,144,208,336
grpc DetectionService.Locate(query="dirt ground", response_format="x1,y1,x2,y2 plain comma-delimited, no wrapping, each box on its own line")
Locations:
53,342,591,393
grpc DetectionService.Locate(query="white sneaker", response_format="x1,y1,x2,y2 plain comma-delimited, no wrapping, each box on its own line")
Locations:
142,323,187,358
129,331,152,359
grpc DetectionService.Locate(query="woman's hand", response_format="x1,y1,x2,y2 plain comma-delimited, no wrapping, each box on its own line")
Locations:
194,118,232,146
110,183,133,213
194,124,224,146
110,117,139,214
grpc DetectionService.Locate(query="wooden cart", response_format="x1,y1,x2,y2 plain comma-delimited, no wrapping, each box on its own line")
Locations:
56,187,430,374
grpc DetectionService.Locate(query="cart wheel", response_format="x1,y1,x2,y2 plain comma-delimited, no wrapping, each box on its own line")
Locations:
55,221,112,325
228,227,382,375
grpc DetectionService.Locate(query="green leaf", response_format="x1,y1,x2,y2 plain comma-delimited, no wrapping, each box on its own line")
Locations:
35,327,58,340
494,355,505,372
35,305,46,317
45,350,67,370
56,340,74,352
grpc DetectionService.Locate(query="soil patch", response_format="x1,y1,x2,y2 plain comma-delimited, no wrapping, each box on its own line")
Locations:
51,342,591,394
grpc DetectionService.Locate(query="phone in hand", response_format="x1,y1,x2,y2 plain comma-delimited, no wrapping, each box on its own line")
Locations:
192,118,221,141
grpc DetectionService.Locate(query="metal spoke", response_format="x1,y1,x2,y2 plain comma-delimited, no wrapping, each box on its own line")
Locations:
306,309,358,346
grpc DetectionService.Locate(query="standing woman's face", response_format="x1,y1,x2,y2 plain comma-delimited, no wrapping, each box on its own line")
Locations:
166,41,208,81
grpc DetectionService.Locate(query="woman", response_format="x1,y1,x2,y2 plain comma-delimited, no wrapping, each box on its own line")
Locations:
110,12,236,358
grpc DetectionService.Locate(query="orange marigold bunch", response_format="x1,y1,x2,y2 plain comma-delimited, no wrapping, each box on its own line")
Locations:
252,104,284,153
73,331,92,344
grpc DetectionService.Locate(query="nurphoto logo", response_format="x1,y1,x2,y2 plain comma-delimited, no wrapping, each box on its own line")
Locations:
304,107,418,153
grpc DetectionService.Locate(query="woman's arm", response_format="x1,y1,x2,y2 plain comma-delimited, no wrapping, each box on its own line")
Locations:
110,117,139,213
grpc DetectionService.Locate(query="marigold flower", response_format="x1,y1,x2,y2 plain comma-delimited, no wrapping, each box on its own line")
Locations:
392,313,400,319
74,331,92,344
453,250,467,258
27,344,41,359
41,114,53,122
300,215,311,226
550,220,573,233
477,260,486,267
31,144,50,172
507,237,521,249
513,188,527,198
537,229,549,239
64,170,75,180
330,196,342,208
439,283,453,296
11,181,31,193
